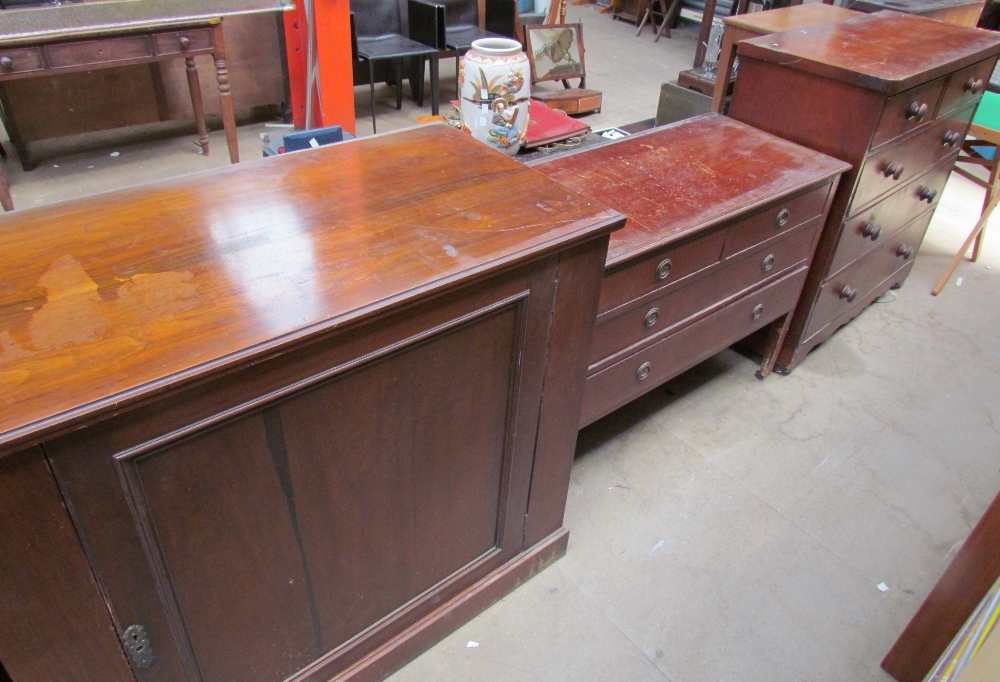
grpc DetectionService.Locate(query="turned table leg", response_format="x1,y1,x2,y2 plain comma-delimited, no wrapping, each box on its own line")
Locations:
211,22,239,164
0,162,13,211
185,57,210,156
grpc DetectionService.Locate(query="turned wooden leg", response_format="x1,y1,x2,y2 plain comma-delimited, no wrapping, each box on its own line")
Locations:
185,57,210,155
0,162,14,212
211,22,239,164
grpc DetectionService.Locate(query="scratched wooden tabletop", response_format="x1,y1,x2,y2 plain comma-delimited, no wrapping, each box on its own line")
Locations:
0,124,622,452
532,114,850,267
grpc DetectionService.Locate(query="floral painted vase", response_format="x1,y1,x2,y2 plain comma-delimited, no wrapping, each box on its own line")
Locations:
459,38,530,156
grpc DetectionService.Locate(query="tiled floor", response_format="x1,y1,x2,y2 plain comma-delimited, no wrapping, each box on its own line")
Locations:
3,5,998,682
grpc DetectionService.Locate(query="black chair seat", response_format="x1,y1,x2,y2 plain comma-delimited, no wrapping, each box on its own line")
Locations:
357,34,438,61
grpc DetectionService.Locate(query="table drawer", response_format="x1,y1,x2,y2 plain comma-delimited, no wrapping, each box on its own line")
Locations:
853,108,972,211
153,28,215,56
723,182,832,258
591,224,818,366
871,76,946,150
581,267,809,427
804,211,933,340
831,158,954,276
46,35,153,68
939,57,993,116
598,228,726,316
0,46,44,75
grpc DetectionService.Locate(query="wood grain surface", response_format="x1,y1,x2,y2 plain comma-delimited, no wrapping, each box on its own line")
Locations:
737,10,1000,94
532,114,849,267
0,123,621,455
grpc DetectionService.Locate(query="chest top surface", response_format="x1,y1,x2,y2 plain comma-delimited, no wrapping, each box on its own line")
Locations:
738,10,1000,93
532,114,849,267
0,124,621,451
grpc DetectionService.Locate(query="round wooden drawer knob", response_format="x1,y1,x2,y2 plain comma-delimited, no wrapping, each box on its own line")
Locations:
655,258,672,281
906,101,929,121
775,208,790,228
918,187,937,203
966,77,984,95
644,307,660,328
883,162,904,180
896,244,914,260
751,303,764,320
179,36,192,50
839,285,858,303
0,56,12,72
943,130,962,148
862,222,881,241
636,362,652,381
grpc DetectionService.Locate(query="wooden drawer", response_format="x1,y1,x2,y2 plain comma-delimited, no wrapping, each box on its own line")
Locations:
598,228,726,316
0,46,44,76
804,211,933,340
581,267,809,427
153,28,215,56
46,35,153,68
591,224,819,366
853,107,972,211
871,76,947,150
723,182,832,258
939,57,993,116
831,158,954,277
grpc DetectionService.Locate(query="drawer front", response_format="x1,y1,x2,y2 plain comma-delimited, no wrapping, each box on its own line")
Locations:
0,46,44,75
805,211,933,340
939,58,993,116
598,228,726,316
153,28,215,56
46,36,152,68
871,76,947,150
591,225,818,366
853,110,971,211
831,158,954,276
581,267,809,427
723,182,832,258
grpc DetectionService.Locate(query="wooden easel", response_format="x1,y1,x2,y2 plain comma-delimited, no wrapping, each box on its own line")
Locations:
932,190,1000,295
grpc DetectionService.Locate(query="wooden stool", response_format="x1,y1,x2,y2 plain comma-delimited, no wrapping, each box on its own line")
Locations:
636,0,682,41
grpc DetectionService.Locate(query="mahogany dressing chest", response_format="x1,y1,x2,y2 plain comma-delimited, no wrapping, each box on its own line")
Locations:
729,10,1000,372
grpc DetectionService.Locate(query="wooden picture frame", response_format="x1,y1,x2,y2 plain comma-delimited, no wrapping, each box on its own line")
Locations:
524,23,587,85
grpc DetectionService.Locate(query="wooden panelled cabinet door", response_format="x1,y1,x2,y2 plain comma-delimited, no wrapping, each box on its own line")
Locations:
46,260,563,682
0,447,134,682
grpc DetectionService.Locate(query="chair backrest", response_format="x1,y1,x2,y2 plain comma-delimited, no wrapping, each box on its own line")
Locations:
524,23,587,86
438,0,478,28
350,0,404,39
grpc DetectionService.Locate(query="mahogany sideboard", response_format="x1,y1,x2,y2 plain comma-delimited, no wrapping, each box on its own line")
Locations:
0,124,624,682
530,114,849,427
729,10,1000,372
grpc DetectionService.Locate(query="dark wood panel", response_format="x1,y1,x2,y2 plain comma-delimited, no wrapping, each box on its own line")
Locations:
0,124,621,455
531,114,849,267
737,11,1000,95
882,489,1000,682
0,447,134,682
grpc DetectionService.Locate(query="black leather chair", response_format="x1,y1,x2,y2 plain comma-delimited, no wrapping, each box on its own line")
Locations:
349,0,441,133
408,0,519,96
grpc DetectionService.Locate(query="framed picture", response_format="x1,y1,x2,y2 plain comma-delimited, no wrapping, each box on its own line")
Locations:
524,23,587,84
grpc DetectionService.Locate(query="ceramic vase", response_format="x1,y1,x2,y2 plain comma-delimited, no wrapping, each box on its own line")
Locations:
459,38,530,156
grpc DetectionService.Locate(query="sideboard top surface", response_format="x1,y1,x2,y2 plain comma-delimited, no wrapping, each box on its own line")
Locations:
0,124,622,453
738,10,1000,94
532,114,849,267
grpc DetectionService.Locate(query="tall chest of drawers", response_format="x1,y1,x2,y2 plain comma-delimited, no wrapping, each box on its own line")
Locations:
531,115,848,427
729,10,1000,372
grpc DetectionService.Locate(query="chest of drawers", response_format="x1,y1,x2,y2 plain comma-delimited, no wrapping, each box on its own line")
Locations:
729,10,1000,372
531,114,848,427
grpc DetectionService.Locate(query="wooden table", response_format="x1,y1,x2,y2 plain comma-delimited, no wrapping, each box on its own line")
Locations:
710,3,860,114
849,0,986,26
531,114,849,426
0,124,624,682
0,18,240,212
